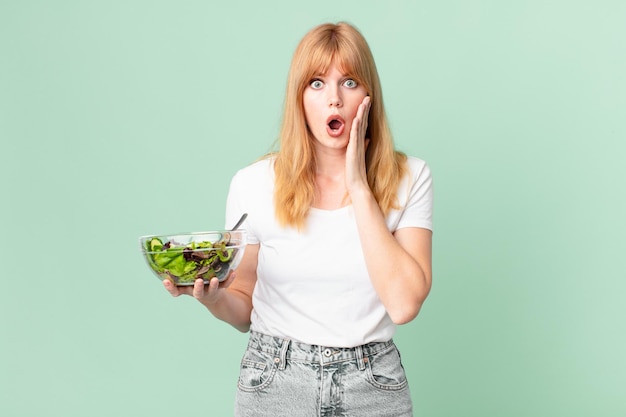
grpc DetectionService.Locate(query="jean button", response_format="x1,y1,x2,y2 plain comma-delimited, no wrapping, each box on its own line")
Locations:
323,348,332,357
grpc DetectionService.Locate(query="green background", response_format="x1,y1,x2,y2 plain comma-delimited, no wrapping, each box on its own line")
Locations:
2,1,625,416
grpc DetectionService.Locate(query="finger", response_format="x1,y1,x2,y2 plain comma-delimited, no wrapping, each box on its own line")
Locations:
357,95,369,115
350,114,361,142
192,278,206,299
201,277,220,302
359,96,370,120
353,100,366,130
163,279,181,297
360,96,370,133
362,95,371,113
352,96,370,140
208,277,220,292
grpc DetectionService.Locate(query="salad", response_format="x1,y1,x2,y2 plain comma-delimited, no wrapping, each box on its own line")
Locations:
145,237,237,285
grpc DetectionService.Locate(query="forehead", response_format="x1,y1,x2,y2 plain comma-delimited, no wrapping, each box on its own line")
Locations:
308,52,356,78
312,60,349,76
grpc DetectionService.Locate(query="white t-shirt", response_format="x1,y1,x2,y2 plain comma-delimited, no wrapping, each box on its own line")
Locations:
225,156,433,347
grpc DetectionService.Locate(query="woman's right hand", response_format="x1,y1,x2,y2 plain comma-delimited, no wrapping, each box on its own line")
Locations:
162,243,258,332
162,271,236,307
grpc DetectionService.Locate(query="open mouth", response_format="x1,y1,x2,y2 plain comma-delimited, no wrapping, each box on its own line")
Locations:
326,116,345,137
328,119,342,130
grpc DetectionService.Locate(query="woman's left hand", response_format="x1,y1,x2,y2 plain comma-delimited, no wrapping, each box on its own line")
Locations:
346,95,371,194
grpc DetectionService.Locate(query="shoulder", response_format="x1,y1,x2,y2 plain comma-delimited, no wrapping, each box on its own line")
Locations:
403,155,432,183
397,155,433,205
230,156,275,187
405,155,429,172
388,155,433,230
233,156,275,179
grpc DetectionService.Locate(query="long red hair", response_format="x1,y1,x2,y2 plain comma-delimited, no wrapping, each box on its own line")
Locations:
273,22,406,229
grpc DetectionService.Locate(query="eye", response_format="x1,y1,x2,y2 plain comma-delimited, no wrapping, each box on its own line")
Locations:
310,79,324,89
343,78,358,88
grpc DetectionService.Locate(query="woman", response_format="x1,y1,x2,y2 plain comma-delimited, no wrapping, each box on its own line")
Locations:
164,22,433,416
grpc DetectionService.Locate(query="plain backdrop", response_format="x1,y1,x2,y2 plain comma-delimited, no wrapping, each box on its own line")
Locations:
1,1,625,416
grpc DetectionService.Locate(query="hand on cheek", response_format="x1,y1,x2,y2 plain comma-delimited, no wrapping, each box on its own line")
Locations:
346,96,371,193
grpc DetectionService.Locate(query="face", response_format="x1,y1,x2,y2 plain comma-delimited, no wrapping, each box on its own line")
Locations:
302,62,368,152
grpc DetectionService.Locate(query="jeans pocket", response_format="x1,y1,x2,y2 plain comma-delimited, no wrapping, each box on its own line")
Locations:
365,345,409,391
237,349,278,392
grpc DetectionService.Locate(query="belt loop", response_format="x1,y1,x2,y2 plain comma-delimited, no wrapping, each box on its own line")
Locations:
278,338,290,370
355,345,366,371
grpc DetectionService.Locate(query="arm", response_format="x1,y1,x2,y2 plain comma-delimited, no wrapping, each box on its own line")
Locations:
163,243,258,332
351,189,432,324
346,96,432,324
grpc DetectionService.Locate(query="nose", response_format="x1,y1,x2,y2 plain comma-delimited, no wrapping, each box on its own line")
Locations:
328,86,342,108
328,97,342,108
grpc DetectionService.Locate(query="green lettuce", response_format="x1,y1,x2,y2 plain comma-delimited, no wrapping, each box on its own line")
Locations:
146,237,234,284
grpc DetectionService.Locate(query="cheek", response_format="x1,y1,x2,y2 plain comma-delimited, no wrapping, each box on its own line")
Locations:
303,99,324,127
302,94,317,120
347,97,365,118
302,110,320,135
348,90,368,111
302,101,313,126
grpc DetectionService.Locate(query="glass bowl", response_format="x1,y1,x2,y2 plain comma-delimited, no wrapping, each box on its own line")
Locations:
139,230,246,286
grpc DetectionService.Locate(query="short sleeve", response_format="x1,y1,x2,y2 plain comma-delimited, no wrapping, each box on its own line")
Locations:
224,169,259,244
395,158,433,231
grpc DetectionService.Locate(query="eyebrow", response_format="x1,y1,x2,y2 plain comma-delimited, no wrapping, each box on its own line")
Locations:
310,70,353,79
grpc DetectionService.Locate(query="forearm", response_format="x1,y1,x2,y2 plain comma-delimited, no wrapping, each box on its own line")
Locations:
350,187,432,324
194,243,258,332
202,289,252,332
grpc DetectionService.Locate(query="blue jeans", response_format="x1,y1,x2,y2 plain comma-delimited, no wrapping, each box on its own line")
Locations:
234,331,413,416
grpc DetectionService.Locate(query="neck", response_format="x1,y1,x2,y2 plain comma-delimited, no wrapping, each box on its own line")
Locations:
313,151,349,209
314,148,346,178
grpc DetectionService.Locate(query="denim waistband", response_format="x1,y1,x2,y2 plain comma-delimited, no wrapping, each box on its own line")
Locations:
246,330,394,370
